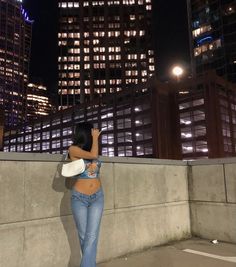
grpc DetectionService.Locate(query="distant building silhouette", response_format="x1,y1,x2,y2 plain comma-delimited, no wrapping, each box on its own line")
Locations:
187,0,236,83
169,71,236,159
3,78,179,158
0,0,33,129
3,73,236,160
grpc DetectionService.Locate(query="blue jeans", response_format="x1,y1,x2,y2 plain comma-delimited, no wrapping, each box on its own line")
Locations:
71,187,104,267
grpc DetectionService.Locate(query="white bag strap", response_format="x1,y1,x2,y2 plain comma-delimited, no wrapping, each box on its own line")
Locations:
64,151,69,160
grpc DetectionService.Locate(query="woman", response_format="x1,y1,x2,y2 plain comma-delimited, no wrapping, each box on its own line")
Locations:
69,122,103,267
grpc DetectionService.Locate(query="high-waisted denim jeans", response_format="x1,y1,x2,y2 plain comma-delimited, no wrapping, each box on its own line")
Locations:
71,187,104,267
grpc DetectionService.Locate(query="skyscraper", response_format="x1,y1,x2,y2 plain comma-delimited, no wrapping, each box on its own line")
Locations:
0,0,32,129
187,0,236,83
58,0,155,109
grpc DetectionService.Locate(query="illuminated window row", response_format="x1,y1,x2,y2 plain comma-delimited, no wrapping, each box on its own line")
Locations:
59,64,80,70
194,39,221,57
59,79,123,87
107,1,120,5
58,41,67,46
59,81,81,87
192,25,212,38
27,95,49,101
123,0,135,4
126,70,138,76
58,33,80,38
110,79,122,85
95,80,106,85
108,47,121,52
126,79,138,84
59,73,80,78
127,54,138,60
125,62,137,68
84,64,91,69
94,63,106,68
124,30,145,37
93,47,106,52
182,141,208,154
58,56,80,62
109,55,121,60
108,31,120,37
67,39,99,46
93,32,106,37
60,89,81,94
94,55,106,61
58,2,79,8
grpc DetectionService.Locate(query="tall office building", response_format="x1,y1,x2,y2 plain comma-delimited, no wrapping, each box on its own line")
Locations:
58,0,155,109
187,0,236,83
0,0,32,128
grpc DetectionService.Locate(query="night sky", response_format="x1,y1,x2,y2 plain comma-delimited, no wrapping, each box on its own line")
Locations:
23,0,190,95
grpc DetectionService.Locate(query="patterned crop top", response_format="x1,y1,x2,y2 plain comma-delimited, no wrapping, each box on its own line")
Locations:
77,159,102,179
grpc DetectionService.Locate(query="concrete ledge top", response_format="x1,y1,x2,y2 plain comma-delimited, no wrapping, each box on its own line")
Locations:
187,157,236,165
0,152,187,166
1,152,236,165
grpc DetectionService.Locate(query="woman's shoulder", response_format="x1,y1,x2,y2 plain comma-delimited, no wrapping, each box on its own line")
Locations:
68,145,82,159
68,145,78,150
68,145,82,153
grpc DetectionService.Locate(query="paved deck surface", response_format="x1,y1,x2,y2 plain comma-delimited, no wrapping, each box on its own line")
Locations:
98,238,236,267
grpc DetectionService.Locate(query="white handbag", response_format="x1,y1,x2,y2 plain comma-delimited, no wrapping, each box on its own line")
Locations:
61,151,85,177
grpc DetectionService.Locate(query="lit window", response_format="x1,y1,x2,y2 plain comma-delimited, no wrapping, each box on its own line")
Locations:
192,25,212,38
194,39,221,57
93,39,100,45
141,70,147,76
139,30,145,36
59,2,67,8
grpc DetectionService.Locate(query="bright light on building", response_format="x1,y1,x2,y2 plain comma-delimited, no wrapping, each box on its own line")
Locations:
172,66,184,81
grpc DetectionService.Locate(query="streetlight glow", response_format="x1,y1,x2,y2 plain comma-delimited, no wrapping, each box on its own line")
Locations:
172,65,184,81
172,66,183,76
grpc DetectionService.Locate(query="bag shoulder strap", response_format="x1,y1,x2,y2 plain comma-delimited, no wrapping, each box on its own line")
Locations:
64,151,69,160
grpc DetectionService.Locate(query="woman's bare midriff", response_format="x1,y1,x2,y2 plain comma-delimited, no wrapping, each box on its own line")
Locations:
74,178,101,195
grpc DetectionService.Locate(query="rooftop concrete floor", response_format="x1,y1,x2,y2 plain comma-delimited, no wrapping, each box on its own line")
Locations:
98,238,236,267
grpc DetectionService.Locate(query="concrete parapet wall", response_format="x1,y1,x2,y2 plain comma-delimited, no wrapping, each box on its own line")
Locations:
188,159,236,243
1,153,236,267
0,153,190,267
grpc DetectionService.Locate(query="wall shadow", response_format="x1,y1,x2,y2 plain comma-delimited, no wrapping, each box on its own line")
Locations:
52,161,81,267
